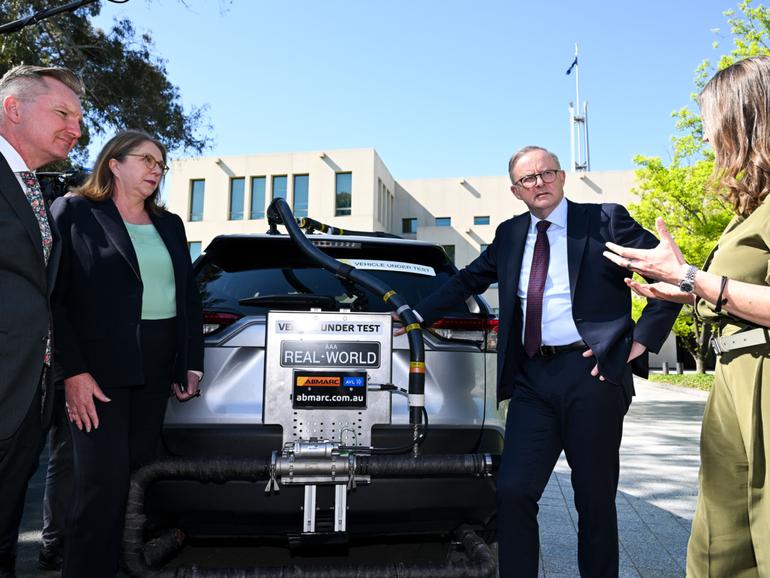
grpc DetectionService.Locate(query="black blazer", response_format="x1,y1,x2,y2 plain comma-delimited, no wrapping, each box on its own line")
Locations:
416,201,682,403
50,195,203,388
0,154,61,439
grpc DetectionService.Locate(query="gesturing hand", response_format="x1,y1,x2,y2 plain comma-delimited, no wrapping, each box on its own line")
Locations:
604,217,687,285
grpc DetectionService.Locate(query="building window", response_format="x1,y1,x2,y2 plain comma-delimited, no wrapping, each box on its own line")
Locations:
188,241,202,261
442,244,456,264
250,176,266,219
229,177,245,220
474,216,490,225
335,172,352,216
293,174,309,218
272,175,287,201
402,218,417,234
189,179,204,222
435,217,451,227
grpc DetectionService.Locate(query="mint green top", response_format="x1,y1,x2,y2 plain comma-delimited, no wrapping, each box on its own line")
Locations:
124,222,177,320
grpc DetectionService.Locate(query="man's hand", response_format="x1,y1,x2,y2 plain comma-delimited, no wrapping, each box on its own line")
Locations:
582,340,647,381
64,372,110,432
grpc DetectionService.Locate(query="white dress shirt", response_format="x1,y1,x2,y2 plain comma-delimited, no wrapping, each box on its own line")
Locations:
516,196,582,346
0,134,32,190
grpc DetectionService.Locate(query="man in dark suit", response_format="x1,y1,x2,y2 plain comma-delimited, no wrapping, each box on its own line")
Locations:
0,65,83,577
415,146,681,577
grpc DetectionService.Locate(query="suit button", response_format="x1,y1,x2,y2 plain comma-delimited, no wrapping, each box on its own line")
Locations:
41,336,46,342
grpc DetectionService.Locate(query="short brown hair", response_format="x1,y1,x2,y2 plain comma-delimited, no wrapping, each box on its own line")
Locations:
0,64,84,101
508,146,561,183
75,130,167,214
699,55,770,217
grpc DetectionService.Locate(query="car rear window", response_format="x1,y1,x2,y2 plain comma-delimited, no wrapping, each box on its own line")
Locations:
197,236,474,316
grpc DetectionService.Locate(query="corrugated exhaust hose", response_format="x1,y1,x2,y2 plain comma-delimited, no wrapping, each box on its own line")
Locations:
123,457,498,577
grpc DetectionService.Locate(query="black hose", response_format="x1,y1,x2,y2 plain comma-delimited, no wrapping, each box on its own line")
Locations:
123,456,498,577
266,199,426,436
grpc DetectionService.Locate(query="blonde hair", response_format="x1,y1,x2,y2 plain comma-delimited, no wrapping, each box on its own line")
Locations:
0,65,84,101
75,130,167,214
699,55,770,217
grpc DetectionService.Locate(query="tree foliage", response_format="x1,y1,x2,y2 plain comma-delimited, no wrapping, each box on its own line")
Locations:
0,1,212,165
629,0,770,370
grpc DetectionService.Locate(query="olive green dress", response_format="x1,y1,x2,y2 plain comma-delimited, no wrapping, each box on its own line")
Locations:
686,200,770,578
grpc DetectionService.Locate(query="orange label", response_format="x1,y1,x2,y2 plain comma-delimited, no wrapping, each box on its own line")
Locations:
297,376,341,387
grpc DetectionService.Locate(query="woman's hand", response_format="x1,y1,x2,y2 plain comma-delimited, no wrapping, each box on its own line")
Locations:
173,371,201,401
624,278,696,305
604,217,687,285
64,372,110,432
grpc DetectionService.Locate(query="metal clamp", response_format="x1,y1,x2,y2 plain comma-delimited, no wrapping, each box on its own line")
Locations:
264,451,280,494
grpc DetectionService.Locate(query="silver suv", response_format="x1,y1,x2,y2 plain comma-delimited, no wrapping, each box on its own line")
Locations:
151,231,503,541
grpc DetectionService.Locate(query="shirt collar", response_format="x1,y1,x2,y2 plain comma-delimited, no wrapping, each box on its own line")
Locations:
0,135,30,173
529,195,568,231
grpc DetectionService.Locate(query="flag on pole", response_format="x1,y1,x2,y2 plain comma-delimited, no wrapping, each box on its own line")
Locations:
566,56,578,75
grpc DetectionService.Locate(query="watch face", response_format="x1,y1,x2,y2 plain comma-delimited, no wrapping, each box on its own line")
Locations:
680,281,694,293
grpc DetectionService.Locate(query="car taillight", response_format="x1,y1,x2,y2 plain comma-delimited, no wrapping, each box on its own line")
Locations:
202,311,242,335
429,318,498,351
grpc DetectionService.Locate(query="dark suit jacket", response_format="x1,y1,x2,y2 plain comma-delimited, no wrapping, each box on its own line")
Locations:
0,155,60,439
416,201,682,403
50,195,203,389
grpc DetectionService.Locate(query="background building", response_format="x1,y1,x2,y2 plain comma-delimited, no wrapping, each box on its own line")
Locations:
165,147,676,367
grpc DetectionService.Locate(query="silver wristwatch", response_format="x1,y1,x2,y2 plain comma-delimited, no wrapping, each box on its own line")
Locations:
679,264,698,293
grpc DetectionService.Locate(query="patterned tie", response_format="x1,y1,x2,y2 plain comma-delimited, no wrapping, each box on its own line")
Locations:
19,171,52,266
19,171,53,365
524,220,551,358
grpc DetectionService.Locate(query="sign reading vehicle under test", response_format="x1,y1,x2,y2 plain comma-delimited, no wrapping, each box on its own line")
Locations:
281,341,380,368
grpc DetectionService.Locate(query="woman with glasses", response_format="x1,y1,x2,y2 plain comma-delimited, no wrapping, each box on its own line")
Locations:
604,56,770,576
50,129,204,578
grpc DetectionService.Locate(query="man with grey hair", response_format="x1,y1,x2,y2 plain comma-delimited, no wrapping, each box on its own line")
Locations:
0,64,83,577
414,145,680,577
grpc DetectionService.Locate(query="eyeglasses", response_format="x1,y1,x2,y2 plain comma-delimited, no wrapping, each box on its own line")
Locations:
515,169,561,189
124,153,169,175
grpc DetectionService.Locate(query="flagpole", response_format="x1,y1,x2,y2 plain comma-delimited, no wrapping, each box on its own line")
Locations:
574,43,581,171
567,43,589,172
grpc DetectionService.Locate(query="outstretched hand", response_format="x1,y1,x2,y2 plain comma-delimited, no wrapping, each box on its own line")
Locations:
603,217,686,285
624,279,695,305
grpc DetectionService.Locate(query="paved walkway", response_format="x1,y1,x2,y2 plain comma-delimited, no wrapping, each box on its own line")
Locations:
15,377,707,577
538,378,707,578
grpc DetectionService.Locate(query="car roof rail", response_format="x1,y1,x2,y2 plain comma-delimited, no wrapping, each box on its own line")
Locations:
266,208,402,239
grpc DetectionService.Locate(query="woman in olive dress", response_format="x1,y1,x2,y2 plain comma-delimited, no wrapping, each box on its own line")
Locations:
604,55,770,577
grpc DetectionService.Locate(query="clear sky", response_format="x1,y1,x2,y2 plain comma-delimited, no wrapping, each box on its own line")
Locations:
92,0,732,179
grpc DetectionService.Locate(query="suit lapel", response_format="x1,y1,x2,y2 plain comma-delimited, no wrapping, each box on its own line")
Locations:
45,201,61,297
506,213,530,297
0,155,46,270
566,200,589,301
92,199,141,280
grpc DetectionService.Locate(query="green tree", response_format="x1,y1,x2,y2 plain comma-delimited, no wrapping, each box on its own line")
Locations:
0,1,212,165
629,0,770,371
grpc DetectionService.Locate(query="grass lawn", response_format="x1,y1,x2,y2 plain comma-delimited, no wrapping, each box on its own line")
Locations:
647,372,714,391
